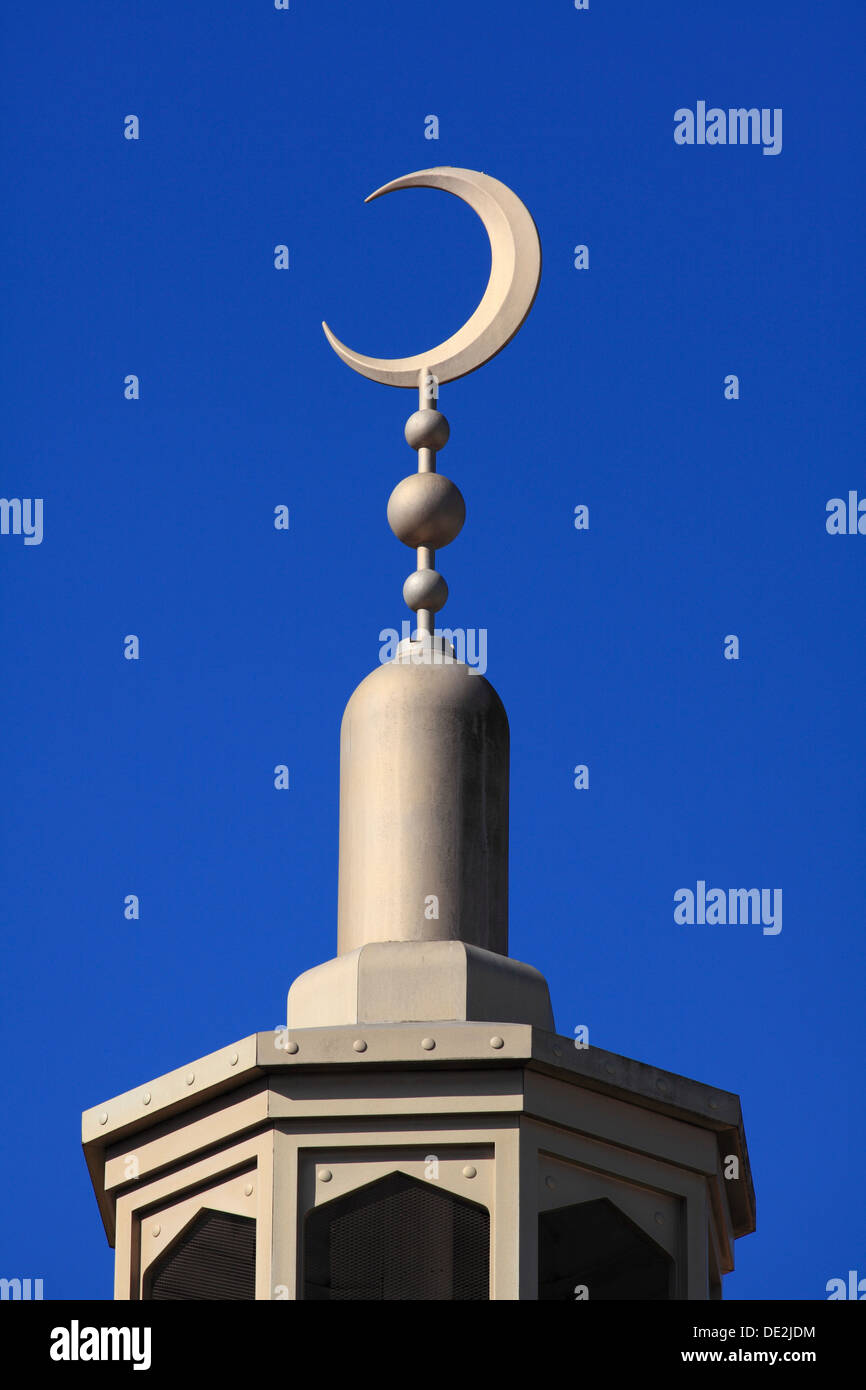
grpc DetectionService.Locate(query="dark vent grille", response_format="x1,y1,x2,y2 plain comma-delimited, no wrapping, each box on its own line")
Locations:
146,1209,256,1300
304,1172,489,1300
539,1198,673,1300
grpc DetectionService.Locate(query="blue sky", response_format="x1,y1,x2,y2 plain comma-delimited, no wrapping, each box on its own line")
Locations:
1,1,863,1300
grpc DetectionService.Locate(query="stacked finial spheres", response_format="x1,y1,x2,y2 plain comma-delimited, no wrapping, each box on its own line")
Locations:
387,407,465,620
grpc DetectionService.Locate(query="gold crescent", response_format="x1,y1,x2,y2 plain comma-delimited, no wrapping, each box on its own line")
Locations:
322,166,542,388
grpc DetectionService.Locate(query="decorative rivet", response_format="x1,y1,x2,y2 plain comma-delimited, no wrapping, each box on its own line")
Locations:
656,1080,668,1094
654,1212,665,1225
185,1073,195,1086
489,1036,504,1049
421,1037,436,1051
709,1099,719,1110
152,1224,161,1237
229,1052,239,1066
552,1045,562,1058
352,1039,367,1052
605,1063,616,1075
318,1168,333,1183
462,1165,477,1179
545,1176,556,1190
142,1091,151,1106
285,1040,299,1054
99,1112,108,1126
244,1182,254,1196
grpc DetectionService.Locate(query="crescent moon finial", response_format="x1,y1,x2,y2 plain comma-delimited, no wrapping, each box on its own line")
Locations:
321,166,541,388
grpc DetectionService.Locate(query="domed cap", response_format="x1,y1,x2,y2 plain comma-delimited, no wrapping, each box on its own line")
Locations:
337,643,509,956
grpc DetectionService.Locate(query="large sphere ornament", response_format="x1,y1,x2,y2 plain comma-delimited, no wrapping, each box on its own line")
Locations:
387,473,466,549
404,409,450,452
403,569,449,613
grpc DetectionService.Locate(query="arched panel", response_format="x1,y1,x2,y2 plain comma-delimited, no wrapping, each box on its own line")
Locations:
303,1171,489,1300
144,1209,256,1301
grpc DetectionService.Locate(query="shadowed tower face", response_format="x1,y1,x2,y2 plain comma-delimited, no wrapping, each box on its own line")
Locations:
81,168,755,1302
538,1199,674,1301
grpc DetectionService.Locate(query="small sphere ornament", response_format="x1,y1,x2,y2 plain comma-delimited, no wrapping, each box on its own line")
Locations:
404,409,450,452
387,473,465,549
403,569,448,613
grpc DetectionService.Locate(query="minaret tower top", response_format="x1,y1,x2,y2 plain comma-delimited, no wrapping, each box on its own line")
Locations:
82,168,755,1304
287,166,552,1029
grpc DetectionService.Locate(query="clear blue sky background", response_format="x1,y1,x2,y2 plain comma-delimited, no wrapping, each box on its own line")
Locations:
1,1,863,1300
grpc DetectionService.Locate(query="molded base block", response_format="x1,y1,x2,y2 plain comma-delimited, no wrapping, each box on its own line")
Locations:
287,940,555,1031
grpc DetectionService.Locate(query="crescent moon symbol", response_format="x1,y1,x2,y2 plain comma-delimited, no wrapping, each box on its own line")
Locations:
322,166,542,388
